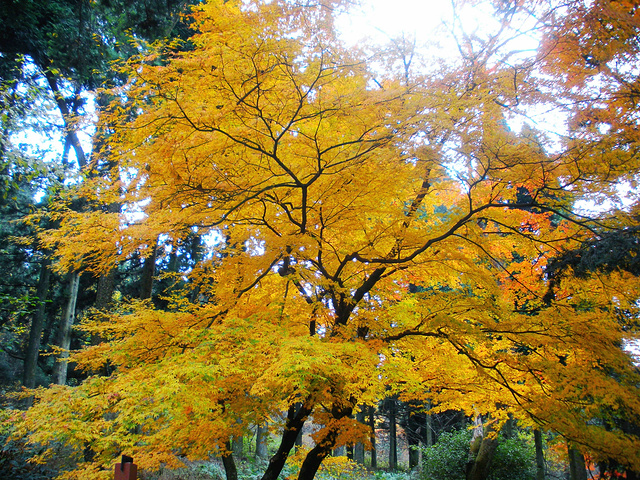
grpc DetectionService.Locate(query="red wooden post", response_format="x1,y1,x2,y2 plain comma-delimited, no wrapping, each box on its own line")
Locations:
114,455,137,480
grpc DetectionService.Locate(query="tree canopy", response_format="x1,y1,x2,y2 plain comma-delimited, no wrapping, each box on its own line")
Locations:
12,0,640,479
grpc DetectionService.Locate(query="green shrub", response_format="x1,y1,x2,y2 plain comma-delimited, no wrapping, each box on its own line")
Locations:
421,429,471,480
420,429,536,480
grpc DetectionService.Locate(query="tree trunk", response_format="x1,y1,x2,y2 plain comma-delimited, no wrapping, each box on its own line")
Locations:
54,271,80,385
503,415,514,439
297,405,353,480
534,429,545,480
369,405,377,469
260,400,313,480
298,431,339,480
232,435,243,458
295,402,304,452
95,268,116,311
139,241,157,300
425,401,433,447
388,398,397,471
354,410,365,464
466,417,500,480
407,404,420,469
256,423,268,459
568,444,588,480
222,440,238,480
23,258,51,389
346,444,353,460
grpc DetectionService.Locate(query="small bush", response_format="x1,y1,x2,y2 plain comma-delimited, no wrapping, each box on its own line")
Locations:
420,428,536,480
421,429,471,480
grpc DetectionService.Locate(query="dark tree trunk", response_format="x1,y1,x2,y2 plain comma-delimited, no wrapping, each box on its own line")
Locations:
23,258,51,389
568,444,588,480
503,415,514,439
95,268,116,311
406,404,420,469
388,398,397,471
294,403,304,451
222,440,238,480
139,242,157,300
354,409,365,464
297,405,353,480
534,429,545,480
466,418,500,480
425,400,433,447
298,430,339,480
260,400,313,480
369,405,377,469
54,271,80,385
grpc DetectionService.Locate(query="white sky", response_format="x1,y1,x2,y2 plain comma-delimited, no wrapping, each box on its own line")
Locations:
337,0,455,45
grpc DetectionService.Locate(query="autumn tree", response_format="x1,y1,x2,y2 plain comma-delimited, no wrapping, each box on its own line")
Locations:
15,0,640,479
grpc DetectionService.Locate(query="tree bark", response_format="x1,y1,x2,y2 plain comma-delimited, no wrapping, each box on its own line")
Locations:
466,417,500,480
297,405,353,480
369,405,377,469
260,400,313,480
43,69,87,169
139,241,157,300
222,440,238,480
346,444,353,460
354,409,365,464
54,271,80,385
568,444,588,480
406,404,420,469
294,402,304,452
95,267,116,311
256,423,269,459
23,258,51,389
534,429,545,480
388,398,398,471
425,400,433,447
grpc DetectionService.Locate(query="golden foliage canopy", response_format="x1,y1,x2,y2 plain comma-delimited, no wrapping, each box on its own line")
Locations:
19,0,640,478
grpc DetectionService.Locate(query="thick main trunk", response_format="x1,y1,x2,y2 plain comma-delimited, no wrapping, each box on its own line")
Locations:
260,401,313,480
297,430,339,480
297,405,353,480
23,258,51,389
54,271,80,385
222,440,238,480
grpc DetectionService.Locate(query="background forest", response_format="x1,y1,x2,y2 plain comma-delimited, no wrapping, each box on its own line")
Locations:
1,0,640,479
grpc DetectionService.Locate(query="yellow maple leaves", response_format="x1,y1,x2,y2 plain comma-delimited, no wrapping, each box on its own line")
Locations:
16,0,640,477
